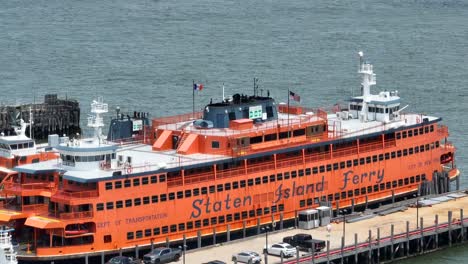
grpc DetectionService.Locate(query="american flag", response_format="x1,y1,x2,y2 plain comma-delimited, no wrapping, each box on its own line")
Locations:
289,91,301,102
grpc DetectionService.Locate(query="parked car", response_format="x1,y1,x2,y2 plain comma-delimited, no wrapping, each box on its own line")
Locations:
105,256,140,264
143,247,181,264
202,261,227,264
283,233,326,251
264,242,297,257
232,251,261,263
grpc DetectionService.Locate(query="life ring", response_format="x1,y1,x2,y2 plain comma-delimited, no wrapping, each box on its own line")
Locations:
416,116,421,123
126,166,133,174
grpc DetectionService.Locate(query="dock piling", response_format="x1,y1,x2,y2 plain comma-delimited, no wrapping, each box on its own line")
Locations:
213,227,217,245
227,224,231,242
406,221,410,257
449,211,453,246
351,198,355,213
377,228,381,264
390,224,394,261
197,230,202,248
435,214,439,249
101,252,104,264
368,230,372,263
354,233,358,264
461,209,465,242
243,220,246,238
326,240,330,264
420,217,424,253
135,245,139,260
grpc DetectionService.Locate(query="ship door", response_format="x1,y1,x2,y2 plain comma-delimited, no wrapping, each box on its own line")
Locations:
216,114,225,127
172,135,179,149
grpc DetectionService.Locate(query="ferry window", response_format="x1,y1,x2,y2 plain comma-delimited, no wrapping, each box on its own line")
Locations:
179,223,185,231
202,219,209,226
414,129,419,136
408,130,413,137
143,196,150,204
168,193,175,200
262,176,268,184
367,186,372,193
127,232,134,240
396,132,401,139
211,217,217,225
269,175,276,182
379,183,385,190
159,175,166,182
187,221,194,230
160,194,167,202
385,153,390,160
299,200,306,208
150,176,158,184
435,141,440,148
133,178,140,186
327,194,333,201
227,214,233,222
425,126,429,133
353,159,358,166
134,198,141,206
418,174,423,181
240,180,246,187
142,177,149,185
378,154,384,161
125,199,132,207
114,181,122,189
209,185,215,193
402,131,407,138
48,175,54,181
419,145,424,152
298,169,304,177
291,171,297,178
96,203,104,211
185,190,192,197
170,225,177,233
430,125,434,132
162,226,168,234
391,152,396,158
398,179,403,186
366,156,371,164
104,235,112,243
410,176,415,183
312,167,318,174
256,208,263,216
199,187,207,195
225,183,231,190
116,201,123,208
151,195,158,203
361,187,366,195
305,168,311,175
347,190,353,197
392,181,397,188
409,148,414,155
386,182,391,189
234,213,241,220
326,164,332,172
306,198,313,206
334,193,340,200
271,205,278,213
333,163,339,170
135,231,143,239
232,182,239,189
360,158,365,165
255,177,261,185
106,202,114,210
284,172,290,179
153,228,160,235
194,220,201,228
397,150,402,157
249,210,255,217
10,144,17,150
124,180,131,188
276,173,283,181
177,191,183,199
105,182,113,190
346,160,352,168
419,127,423,134
404,178,409,185
218,216,225,224
241,211,248,219
354,189,360,196
425,144,430,151
340,162,345,169
216,184,223,192
403,149,408,156
144,229,152,237
319,166,325,173
372,155,378,162
247,179,254,186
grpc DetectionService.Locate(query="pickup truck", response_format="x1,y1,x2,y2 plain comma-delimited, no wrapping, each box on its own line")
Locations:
282,233,325,251
143,247,181,264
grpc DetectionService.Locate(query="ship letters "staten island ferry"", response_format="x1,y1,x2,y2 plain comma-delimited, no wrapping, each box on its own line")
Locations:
0,52,459,261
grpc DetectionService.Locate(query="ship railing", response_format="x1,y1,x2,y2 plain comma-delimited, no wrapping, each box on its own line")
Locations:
304,152,331,163
246,161,275,174
2,182,55,191
152,112,203,127
437,125,449,135
53,190,99,200
333,147,358,158
58,211,93,220
22,204,48,212
184,171,215,184
216,167,245,179
359,141,383,153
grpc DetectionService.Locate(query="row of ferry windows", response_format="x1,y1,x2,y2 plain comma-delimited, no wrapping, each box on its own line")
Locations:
396,125,434,139
103,142,439,194
298,174,426,208
0,142,34,150
61,153,116,163
126,204,285,240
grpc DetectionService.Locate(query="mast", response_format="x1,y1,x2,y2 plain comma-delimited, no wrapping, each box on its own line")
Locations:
358,51,376,122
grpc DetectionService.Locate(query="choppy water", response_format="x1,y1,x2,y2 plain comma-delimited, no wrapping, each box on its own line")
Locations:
1,0,467,263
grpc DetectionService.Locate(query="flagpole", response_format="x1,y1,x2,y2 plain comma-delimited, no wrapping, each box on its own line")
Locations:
287,89,290,139
192,80,195,119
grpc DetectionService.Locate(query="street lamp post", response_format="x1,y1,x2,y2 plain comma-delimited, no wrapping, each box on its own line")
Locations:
339,209,347,244
261,226,270,264
178,245,186,264
414,194,420,229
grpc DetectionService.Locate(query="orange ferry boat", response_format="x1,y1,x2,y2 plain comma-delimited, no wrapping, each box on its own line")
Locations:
0,53,459,261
